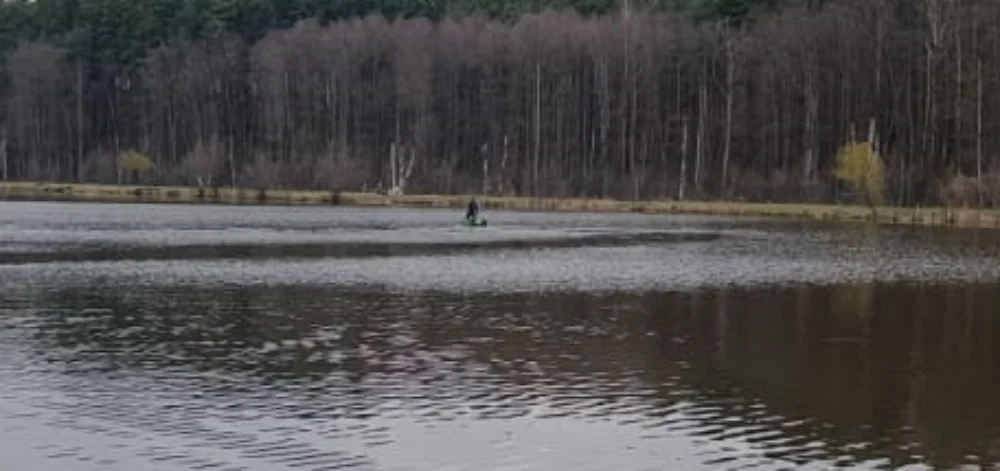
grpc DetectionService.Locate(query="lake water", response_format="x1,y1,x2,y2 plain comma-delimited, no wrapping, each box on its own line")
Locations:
2,201,1000,470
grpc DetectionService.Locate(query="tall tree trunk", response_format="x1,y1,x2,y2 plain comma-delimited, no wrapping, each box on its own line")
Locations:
110,92,121,184
500,135,508,196
955,18,962,176
721,35,735,193
587,64,597,183
975,15,983,204
533,61,541,196
630,65,639,200
228,136,235,189
804,71,817,184
390,141,397,191
906,62,917,205
482,143,489,196
599,58,610,196
868,117,878,217
679,118,688,200
924,0,944,177
394,101,401,192
694,80,706,195
0,131,7,181
76,55,85,182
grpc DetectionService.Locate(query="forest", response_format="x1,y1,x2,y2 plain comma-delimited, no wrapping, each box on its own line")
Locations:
0,0,996,206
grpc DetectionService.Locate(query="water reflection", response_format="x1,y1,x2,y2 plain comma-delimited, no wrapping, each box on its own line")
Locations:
0,230,721,265
1,281,997,469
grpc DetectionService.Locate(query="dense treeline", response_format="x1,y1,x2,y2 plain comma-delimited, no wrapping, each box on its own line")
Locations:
1,0,998,206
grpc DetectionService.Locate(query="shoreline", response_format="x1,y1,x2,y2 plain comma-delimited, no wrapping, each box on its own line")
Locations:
1,181,997,230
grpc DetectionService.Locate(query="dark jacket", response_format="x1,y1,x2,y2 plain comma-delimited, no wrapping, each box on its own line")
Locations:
465,199,479,219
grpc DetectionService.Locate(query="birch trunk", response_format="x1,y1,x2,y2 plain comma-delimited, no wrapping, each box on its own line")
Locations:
533,61,541,196
0,131,7,181
721,35,735,190
694,81,707,195
976,35,983,200
76,55,85,182
679,118,688,200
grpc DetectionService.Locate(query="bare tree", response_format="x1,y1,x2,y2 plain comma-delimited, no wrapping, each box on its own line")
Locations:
4,3,1000,207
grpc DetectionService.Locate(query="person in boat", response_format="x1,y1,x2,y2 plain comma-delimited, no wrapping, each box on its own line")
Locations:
465,197,480,221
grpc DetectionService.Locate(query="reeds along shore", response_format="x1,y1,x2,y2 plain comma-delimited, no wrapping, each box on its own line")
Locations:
1,181,999,230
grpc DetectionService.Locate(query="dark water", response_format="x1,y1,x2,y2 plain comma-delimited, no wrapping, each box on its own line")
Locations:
2,202,1000,470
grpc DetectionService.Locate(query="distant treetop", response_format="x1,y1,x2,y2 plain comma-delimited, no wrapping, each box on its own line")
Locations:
0,0,783,46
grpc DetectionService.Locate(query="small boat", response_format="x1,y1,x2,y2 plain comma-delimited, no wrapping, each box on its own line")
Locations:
465,215,488,227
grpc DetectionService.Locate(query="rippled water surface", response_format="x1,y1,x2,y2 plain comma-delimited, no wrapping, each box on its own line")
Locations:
3,201,1000,470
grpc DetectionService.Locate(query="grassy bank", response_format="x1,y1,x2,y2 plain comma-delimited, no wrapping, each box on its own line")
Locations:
1,181,999,229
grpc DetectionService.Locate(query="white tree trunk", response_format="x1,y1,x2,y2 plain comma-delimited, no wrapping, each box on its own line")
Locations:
694,82,706,194
533,62,541,195
721,36,735,189
228,138,235,189
389,141,398,192
975,16,983,202
76,55,85,182
868,118,876,146
804,72,818,182
679,119,688,200
402,144,416,192
481,143,489,196
499,135,508,196
0,132,7,181
389,142,416,196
